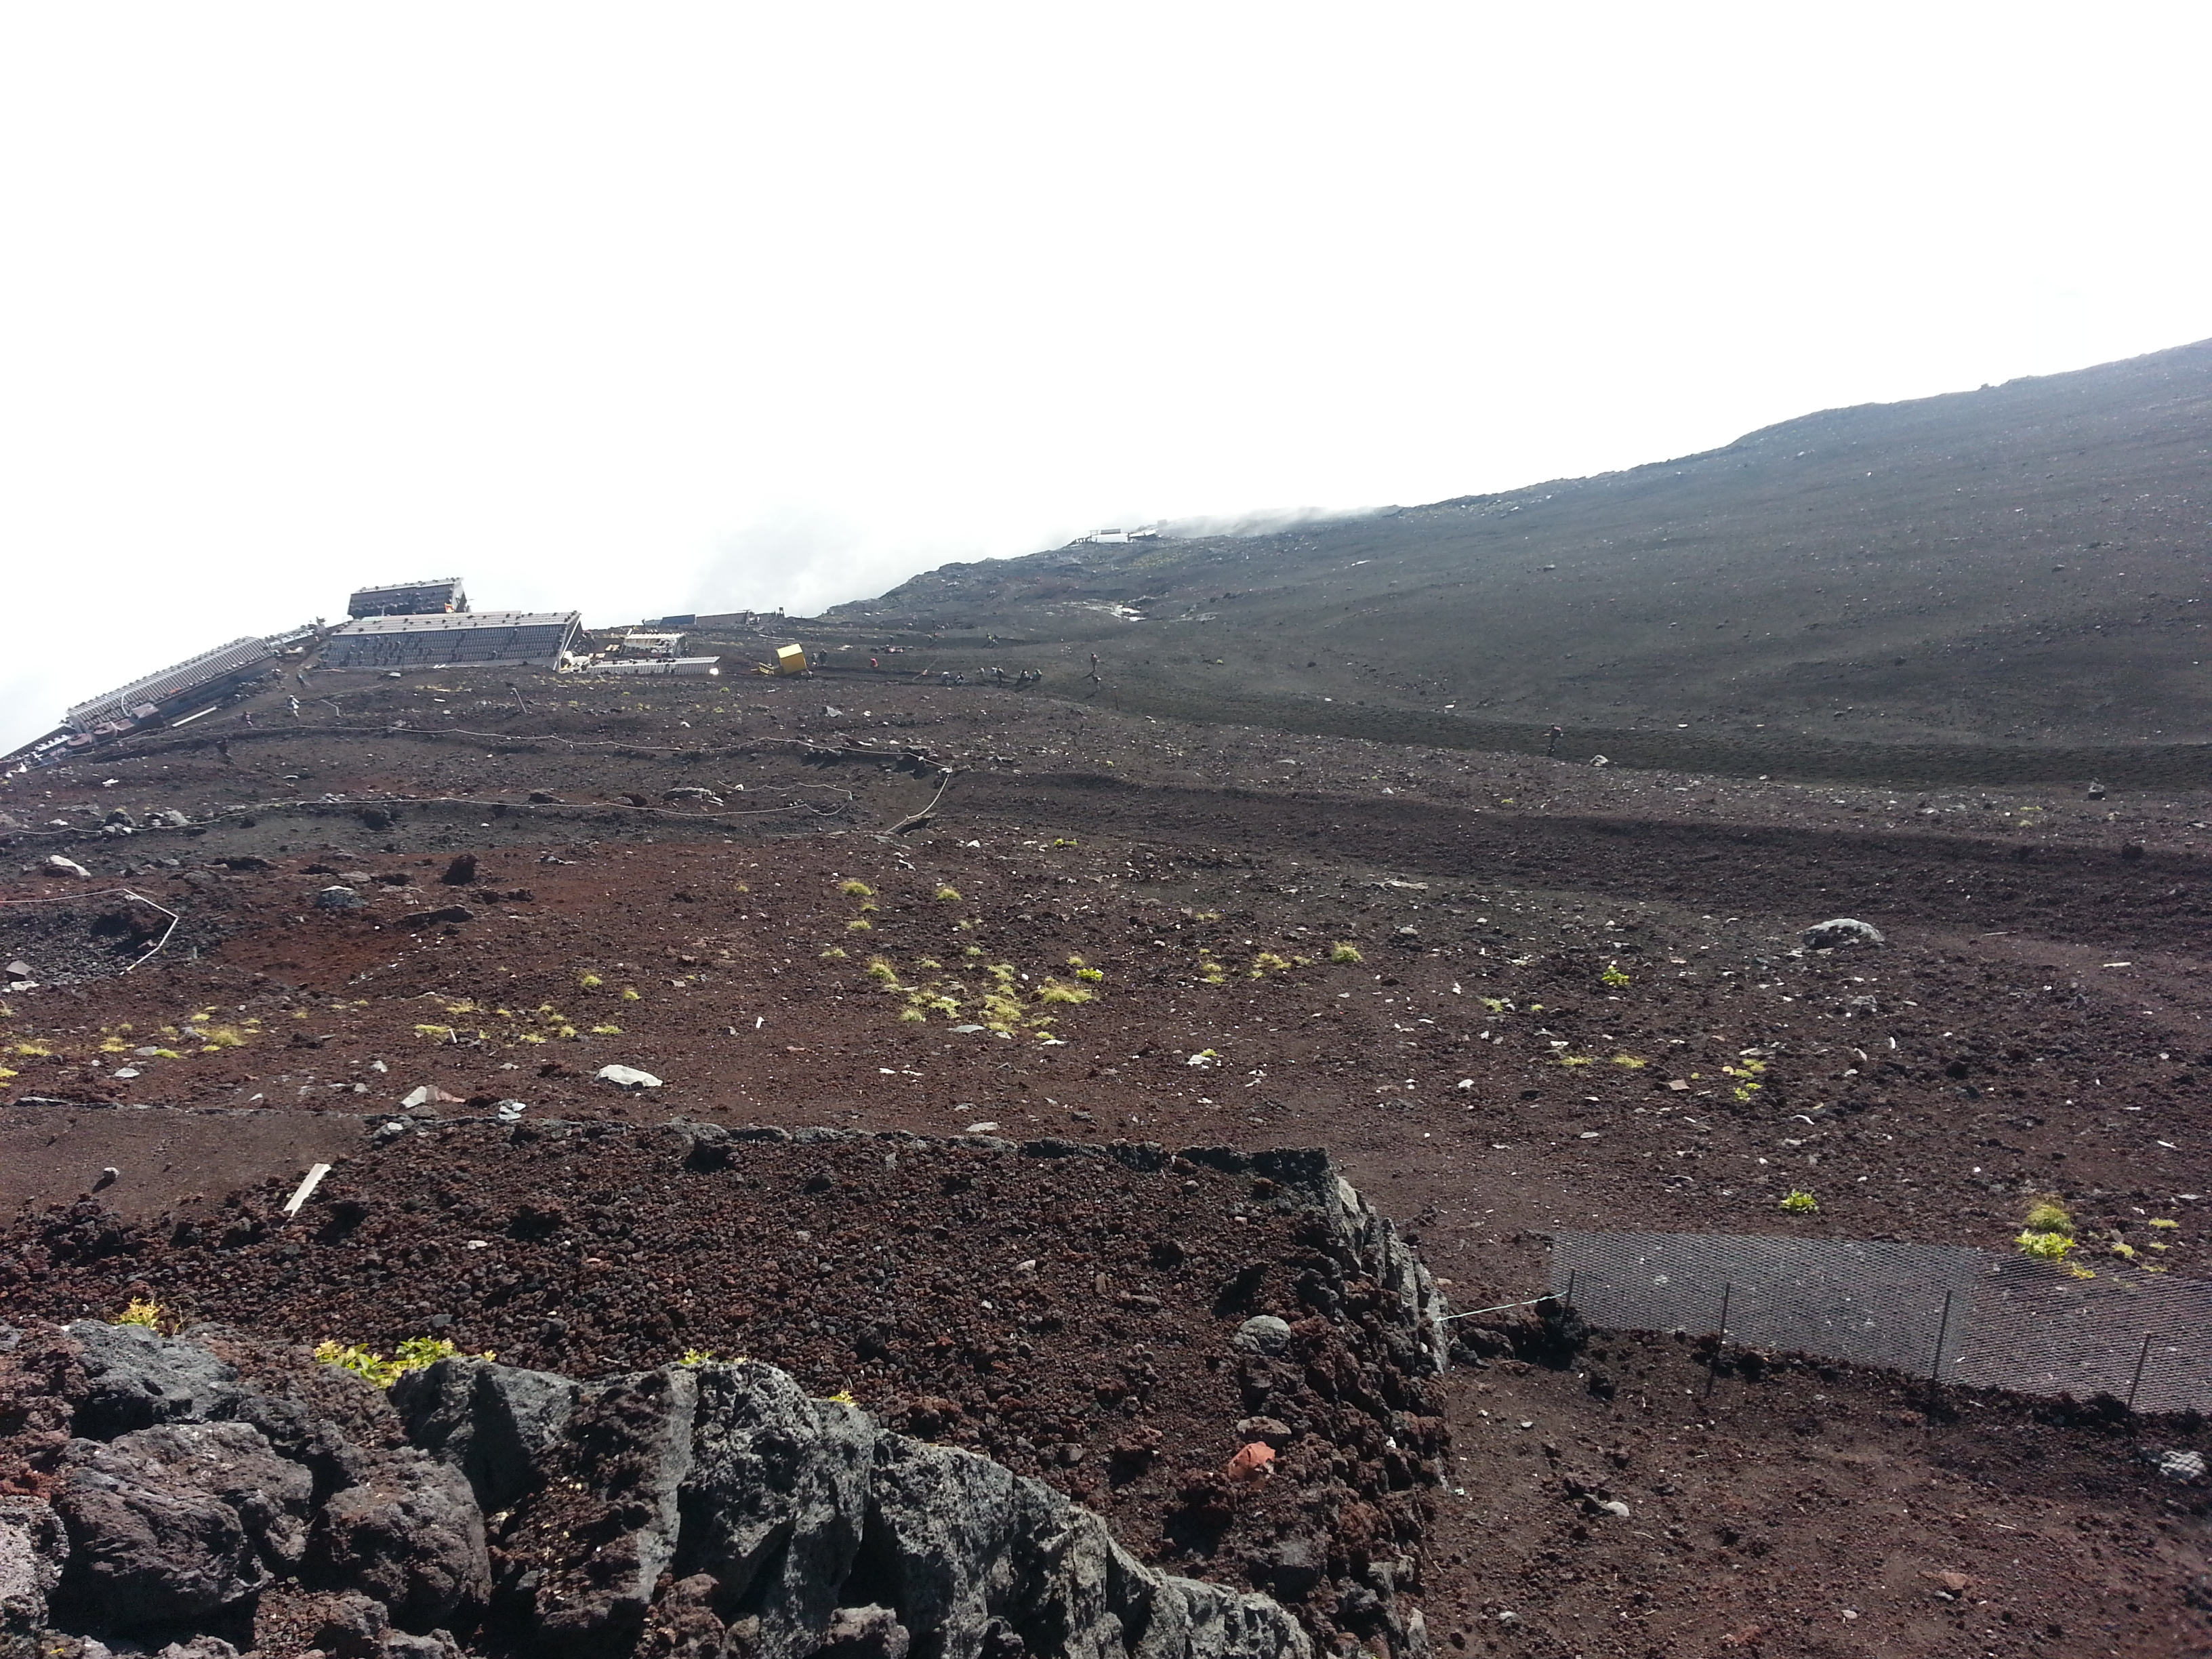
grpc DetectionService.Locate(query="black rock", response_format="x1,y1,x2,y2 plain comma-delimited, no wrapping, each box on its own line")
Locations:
64,1322,242,1440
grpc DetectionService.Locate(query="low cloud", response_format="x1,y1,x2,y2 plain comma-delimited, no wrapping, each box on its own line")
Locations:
1156,503,1389,541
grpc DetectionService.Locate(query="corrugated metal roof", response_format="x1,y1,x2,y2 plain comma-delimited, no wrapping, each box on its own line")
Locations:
323,611,580,670
331,610,577,636
66,636,275,730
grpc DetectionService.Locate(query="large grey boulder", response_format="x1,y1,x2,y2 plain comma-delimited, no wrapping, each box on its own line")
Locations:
681,1364,873,1656
863,1434,1038,1656
64,1322,241,1439
390,1355,581,1513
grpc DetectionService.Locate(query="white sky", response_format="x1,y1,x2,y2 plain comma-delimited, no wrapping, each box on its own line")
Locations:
5,3,2210,753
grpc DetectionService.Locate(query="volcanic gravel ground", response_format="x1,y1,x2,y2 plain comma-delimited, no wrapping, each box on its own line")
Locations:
0,886,216,990
1425,1325,2211,1659
3,1128,1445,1645
5,808,2205,1282
7,660,2211,1655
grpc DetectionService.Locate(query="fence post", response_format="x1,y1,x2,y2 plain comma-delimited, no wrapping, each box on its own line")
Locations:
1563,1269,1577,1312
1703,1282,1732,1401
1930,1288,1954,1382
2127,1332,2154,1411
1924,1288,1955,1416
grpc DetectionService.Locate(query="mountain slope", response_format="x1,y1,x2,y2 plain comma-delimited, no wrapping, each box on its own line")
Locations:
827,338,2212,754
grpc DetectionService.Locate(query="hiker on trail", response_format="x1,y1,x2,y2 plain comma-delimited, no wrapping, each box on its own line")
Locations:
1546,724,1563,757
1088,653,1101,682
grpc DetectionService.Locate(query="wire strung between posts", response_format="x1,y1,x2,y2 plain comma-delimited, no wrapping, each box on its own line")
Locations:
1437,1292,1562,1323
0,886,182,973
1,787,859,845
68,717,968,770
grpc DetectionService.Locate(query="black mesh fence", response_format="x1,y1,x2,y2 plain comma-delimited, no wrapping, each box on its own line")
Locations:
1551,1230,2212,1414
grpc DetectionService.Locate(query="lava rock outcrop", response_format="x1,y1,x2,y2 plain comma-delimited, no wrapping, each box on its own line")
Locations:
1,1319,1353,1659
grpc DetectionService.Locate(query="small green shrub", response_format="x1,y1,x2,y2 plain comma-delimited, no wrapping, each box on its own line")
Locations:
2015,1229,2075,1263
840,880,875,897
114,1298,165,1329
394,1336,472,1370
1779,1189,1817,1214
315,1334,489,1390
1329,942,1363,964
935,886,962,902
2023,1197,2074,1236
316,1341,403,1387
1599,962,1631,988
1720,1057,1765,1103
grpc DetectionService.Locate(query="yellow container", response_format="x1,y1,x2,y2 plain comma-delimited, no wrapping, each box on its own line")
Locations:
775,644,808,675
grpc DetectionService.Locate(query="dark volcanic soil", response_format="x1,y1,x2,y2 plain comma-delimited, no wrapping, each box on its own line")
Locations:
1425,1326,2211,1659
6,623,2211,1654
2,1130,1445,1649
